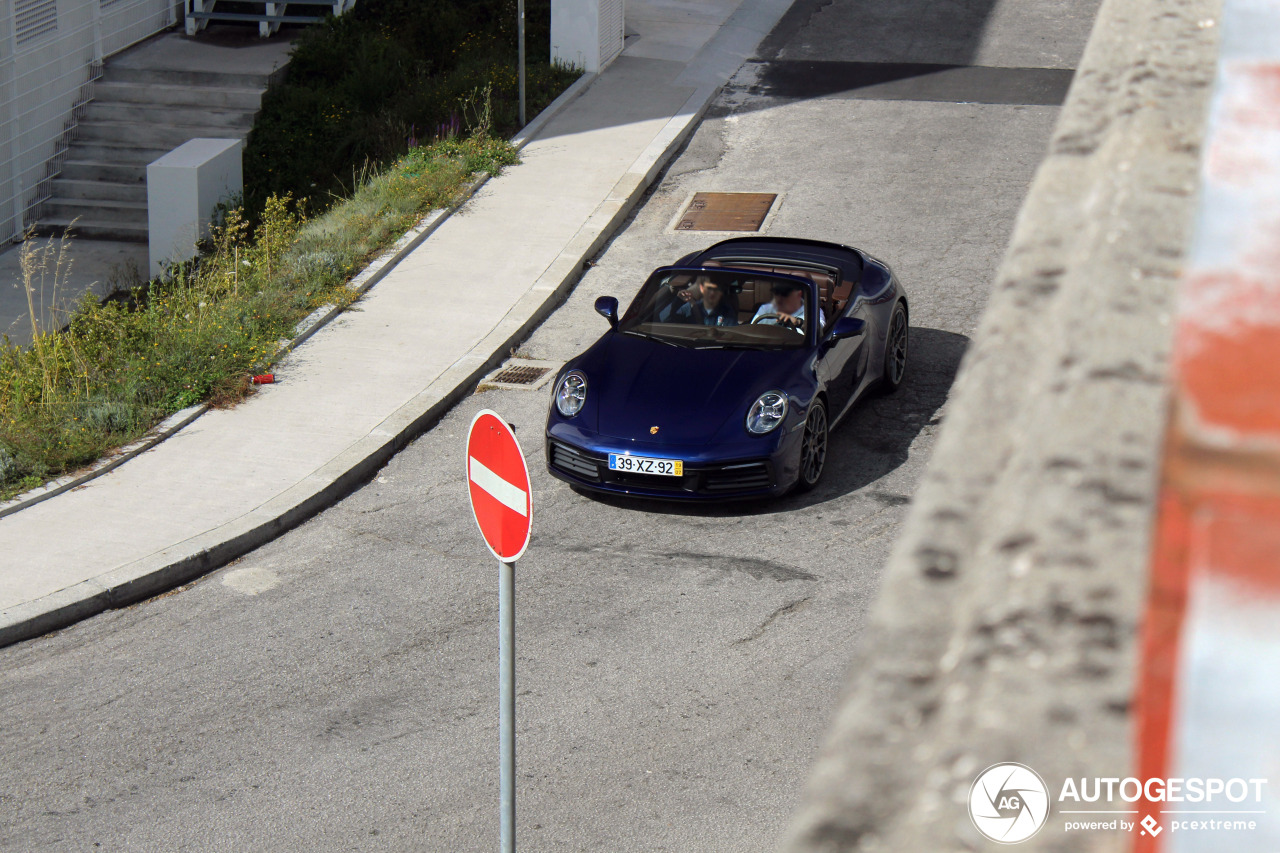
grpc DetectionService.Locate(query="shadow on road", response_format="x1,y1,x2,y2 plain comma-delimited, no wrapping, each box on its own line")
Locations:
578,325,970,518
743,60,1073,107
753,0,1001,66
533,0,1009,144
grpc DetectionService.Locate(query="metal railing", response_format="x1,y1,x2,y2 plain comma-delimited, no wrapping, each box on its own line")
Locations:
0,0,179,241
185,0,353,38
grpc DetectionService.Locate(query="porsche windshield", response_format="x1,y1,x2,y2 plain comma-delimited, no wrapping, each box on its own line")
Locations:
618,268,816,349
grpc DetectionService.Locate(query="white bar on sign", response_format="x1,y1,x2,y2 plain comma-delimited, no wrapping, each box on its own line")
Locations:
469,457,529,517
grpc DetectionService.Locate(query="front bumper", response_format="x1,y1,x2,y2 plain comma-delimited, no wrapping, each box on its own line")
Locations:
544,433,794,500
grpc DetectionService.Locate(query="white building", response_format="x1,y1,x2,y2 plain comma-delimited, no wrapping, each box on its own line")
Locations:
0,0,623,244
0,0,178,240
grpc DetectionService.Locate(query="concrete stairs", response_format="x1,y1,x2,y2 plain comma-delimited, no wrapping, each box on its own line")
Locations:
35,33,291,243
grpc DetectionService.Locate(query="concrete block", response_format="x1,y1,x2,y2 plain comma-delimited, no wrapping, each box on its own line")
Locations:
552,0,624,73
147,138,242,277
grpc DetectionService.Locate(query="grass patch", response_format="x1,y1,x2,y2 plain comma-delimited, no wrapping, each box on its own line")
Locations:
0,134,519,501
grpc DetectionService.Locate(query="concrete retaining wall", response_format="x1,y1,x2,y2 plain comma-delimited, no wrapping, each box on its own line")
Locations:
782,0,1223,849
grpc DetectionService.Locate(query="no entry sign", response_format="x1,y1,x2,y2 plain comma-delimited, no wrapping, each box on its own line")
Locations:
466,410,533,562
466,410,530,852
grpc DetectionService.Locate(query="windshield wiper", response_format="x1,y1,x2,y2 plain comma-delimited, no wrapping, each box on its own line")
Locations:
621,330,691,348
694,340,789,350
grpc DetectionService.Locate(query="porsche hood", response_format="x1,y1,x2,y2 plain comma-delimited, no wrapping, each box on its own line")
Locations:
582,334,807,445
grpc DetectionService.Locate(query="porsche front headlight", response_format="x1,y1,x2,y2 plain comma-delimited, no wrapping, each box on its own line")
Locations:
555,372,587,417
746,390,787,434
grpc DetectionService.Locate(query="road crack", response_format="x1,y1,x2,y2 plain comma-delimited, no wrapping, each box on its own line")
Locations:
733,597,812,645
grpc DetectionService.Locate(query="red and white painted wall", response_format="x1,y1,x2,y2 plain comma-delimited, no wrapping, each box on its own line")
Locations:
1136,1,1280,851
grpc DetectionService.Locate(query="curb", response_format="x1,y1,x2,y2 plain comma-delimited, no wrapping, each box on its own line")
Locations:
0,77,716,648
0,404,206,521
0,71,598,524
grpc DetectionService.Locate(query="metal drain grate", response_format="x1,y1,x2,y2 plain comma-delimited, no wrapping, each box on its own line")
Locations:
675,192,777,231
490,364,551,386
477,359,563,392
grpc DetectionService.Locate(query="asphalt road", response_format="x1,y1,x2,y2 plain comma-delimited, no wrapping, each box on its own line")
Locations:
0,1,1101,849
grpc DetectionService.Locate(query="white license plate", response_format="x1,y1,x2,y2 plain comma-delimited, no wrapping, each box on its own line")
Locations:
608,454,683,477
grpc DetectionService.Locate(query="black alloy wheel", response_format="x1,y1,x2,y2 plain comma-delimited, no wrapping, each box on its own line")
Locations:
795,399,828,492
881,303,908,392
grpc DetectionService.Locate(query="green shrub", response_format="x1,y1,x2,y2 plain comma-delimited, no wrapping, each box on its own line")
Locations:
244,0,579,214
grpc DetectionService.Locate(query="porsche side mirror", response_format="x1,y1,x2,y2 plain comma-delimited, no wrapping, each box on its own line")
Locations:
595,295,619,329
830,316,866,341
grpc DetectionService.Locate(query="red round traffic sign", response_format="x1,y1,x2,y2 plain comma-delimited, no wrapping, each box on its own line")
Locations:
466,410,533,562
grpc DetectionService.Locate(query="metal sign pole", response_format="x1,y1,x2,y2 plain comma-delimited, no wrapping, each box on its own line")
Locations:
467,411,530,853
518,0,526,127
500,558,516,853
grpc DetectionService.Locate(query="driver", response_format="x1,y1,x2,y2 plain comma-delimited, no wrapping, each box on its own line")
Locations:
676,277,737,326
751,281,824,331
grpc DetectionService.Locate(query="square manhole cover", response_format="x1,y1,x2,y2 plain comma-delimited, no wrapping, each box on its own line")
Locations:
674,192,777,232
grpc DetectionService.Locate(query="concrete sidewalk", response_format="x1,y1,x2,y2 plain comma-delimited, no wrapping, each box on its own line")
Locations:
0,0,794,647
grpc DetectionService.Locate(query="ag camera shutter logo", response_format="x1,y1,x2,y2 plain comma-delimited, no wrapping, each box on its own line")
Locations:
969,763,1051,844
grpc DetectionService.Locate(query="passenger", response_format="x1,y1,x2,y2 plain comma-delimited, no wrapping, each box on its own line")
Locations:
676,277,737,326
655,275,698,322
751,281,824,331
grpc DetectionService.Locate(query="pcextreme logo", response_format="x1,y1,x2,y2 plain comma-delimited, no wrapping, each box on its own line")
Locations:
967,763,1270,845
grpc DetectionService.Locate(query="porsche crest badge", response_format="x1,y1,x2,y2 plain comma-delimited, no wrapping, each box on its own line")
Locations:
650,426,660,434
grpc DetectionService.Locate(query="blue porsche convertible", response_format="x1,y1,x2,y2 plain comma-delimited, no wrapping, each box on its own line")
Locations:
544,237,907,499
